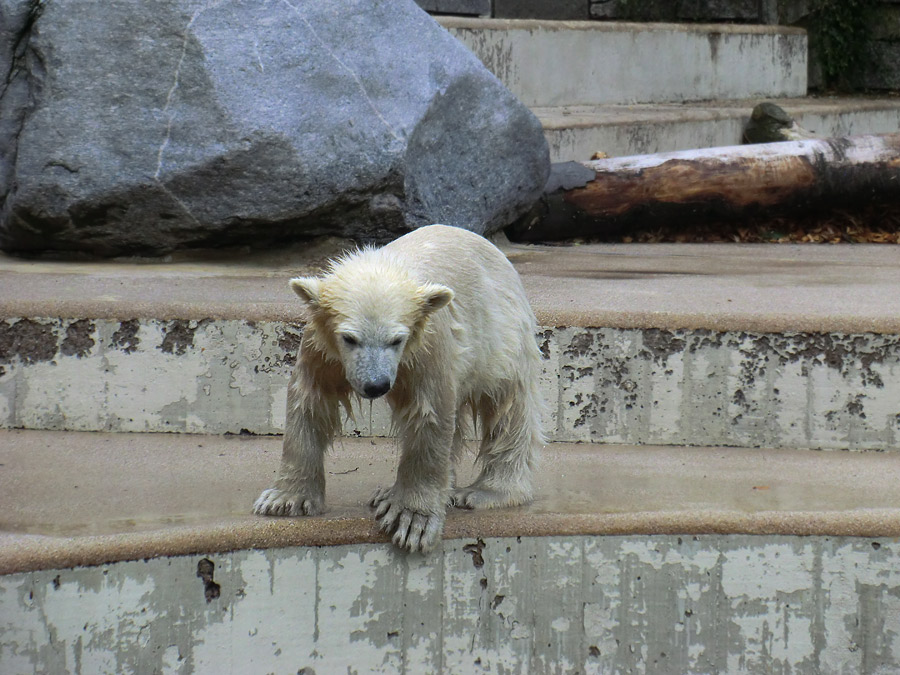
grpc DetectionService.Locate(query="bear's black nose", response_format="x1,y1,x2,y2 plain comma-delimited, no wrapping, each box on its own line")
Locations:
363,378,391,399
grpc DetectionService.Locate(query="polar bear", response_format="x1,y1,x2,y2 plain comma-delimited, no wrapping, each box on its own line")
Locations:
253,224,544,552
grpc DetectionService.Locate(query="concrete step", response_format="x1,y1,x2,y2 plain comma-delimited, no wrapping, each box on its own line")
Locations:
536,95,900,162
3,429,900,672
2,243,900,450
4,428,899,569
438,18,807,107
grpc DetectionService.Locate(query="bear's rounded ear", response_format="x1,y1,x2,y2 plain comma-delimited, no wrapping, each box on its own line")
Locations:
417,283,454,315
289,277,322,308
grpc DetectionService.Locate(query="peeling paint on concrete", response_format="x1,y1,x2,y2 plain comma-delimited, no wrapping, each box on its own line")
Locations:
60,320,96,358
110,320,140,354
2,319,900,449
2,536,900,674
159,320,200,356
548,327,900,450
0,319,58,364
0,318,300,435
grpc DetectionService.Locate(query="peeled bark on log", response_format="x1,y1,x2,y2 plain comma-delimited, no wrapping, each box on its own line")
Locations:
508,134,900,242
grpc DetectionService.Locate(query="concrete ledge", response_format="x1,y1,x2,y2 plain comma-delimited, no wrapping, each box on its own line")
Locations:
438,18,807,106
4,243,900,334
438,17,808,36
5,430,900,575
510,243,900,334
3,245,900,447
535,96,900,161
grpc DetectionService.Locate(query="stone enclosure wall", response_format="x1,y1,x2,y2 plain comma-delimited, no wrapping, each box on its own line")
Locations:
422,0,900,90
3,535,899,674
3,317,900,450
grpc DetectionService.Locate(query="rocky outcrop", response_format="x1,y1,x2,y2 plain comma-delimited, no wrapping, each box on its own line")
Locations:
0,0,549,256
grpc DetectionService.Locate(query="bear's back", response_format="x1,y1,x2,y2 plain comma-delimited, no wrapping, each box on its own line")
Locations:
384,224,538,391
384,224,520,295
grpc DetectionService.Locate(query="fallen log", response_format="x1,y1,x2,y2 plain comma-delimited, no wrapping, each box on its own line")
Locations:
508,134,900,242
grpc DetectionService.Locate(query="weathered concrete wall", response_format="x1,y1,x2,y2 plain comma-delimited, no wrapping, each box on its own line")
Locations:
2,535,899,674
3,318,900,449
441,19,807,107
547,327,900,451
0,317,300,435
543,112,749,165
541,102,900,163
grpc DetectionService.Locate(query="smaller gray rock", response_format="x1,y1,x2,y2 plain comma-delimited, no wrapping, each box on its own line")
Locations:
743,102,816,144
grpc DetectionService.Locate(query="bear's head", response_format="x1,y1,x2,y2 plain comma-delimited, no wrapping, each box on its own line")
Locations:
289,252,453,399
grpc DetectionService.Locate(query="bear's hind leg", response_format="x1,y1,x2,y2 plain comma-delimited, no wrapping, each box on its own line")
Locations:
452,382,543,510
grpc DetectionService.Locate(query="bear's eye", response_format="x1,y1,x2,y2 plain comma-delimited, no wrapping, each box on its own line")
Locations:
389,337,404,347
341,334,359,347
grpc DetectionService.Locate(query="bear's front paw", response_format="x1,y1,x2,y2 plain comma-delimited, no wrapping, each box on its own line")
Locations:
370,487,445,553
253,487,324,517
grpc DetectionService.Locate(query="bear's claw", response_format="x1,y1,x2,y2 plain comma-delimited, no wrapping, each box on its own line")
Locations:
369,487,444,553
253,487,324,517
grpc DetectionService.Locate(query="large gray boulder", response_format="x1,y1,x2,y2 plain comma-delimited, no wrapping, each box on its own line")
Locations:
0,0,549,256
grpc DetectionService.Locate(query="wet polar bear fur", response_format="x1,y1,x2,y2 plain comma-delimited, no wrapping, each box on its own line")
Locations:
253,224,545,552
